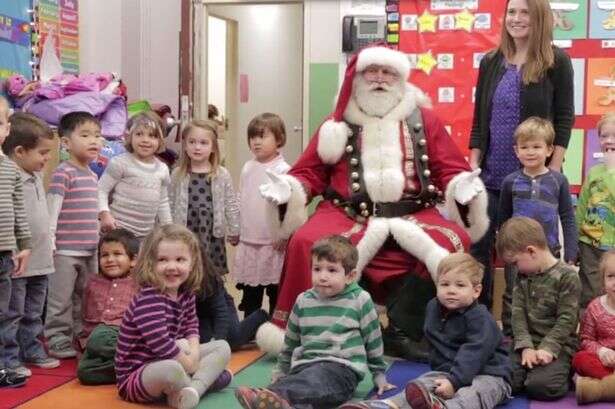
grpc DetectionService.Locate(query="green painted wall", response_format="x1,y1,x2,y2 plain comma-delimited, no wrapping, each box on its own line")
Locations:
308,63,339,137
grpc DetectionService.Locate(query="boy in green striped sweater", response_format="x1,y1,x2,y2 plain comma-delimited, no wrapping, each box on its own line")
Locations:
236,235,394,409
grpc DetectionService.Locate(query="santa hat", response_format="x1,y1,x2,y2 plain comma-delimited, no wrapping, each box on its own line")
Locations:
316,46,412,164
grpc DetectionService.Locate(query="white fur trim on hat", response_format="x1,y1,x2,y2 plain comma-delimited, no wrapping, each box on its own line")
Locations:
443,171,489,243
317,119,351,164
356,47,411,79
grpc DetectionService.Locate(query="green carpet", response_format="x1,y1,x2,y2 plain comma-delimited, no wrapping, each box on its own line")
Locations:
198,355,377,408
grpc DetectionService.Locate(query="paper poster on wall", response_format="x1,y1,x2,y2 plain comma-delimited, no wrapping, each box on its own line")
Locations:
584,128,602,175
399,0,504,153
572,58,586,115
562,129,584,186
0,1,32,81
551,0,588,40
589,0,615,39
586,58,615,115
38,0,79,74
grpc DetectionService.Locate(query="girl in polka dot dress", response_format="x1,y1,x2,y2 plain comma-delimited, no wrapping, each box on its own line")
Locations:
169,119,239,277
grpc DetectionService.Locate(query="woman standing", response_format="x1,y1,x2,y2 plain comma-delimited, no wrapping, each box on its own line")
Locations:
469,0,574,310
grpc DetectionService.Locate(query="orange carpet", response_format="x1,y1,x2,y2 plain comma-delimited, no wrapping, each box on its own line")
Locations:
14,347,264,409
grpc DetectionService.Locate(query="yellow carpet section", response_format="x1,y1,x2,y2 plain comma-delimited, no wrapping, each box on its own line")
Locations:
19,347,264,409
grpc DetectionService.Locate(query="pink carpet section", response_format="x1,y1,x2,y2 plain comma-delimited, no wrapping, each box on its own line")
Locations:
529,393,614,409
0,359,77,409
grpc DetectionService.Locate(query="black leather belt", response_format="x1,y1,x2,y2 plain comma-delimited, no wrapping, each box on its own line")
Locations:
324,188,433,219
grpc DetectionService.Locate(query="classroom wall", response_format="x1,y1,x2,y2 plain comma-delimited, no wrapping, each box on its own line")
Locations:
79,0,181,117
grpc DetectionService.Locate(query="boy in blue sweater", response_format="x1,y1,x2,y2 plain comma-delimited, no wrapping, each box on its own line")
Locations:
342,252,511,409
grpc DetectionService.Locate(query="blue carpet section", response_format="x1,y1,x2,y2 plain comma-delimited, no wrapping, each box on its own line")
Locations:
374,360,530,408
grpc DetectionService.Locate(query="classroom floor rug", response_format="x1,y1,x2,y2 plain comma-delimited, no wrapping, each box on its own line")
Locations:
2,358,77,409
376,360,613,409
17,347,264,409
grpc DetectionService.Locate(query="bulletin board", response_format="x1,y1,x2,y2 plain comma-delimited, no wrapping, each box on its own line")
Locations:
385,0,615,192
0,1,35,81
36,0,80,75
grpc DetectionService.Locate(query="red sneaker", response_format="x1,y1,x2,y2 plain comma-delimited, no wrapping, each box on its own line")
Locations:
404,382,445,409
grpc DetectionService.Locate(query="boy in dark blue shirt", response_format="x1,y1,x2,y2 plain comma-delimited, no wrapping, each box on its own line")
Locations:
340,252,511,409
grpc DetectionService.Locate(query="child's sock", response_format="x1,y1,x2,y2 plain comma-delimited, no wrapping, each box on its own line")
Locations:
167,386,200,409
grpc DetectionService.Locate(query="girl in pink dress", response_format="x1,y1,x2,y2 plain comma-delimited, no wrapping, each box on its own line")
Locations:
233,113,290,316
573,249,615,404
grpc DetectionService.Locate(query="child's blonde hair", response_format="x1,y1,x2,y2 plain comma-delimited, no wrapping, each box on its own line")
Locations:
514,116,555,146
496,216,549,257
597,112,615,136
134,224,203,294
436,252,484,286
174,119,221,182
247,113,287,148
124,111,166,155
599,249,615,279
0,96,10,119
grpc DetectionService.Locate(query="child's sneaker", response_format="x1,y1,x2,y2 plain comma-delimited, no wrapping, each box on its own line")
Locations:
48,339,77,359
10,366,32,378
405,382,445,409
25,356,61,369
0,368,27,388
253,388,292,409
339,400,400,408
207,369,233,393
235,386,259,409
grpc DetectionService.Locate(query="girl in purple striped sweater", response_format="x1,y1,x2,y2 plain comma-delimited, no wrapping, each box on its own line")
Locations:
115,224,232,409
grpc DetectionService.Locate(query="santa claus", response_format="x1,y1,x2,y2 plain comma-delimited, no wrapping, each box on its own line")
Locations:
256,45,489,356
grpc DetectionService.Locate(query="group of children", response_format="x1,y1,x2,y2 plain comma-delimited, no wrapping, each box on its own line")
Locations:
1,86,615,409
0,94,294,408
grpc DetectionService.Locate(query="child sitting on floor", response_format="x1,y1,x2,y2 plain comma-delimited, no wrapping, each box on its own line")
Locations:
76,228,139,385
235,235,394,409
341,252,511,409
573,249,615,404
497,216,580,401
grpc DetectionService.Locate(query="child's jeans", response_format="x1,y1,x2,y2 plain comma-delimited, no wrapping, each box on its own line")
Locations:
269,361,359,409
0,251,15,369
511,349,571,400
5,275,49,367
411,371,511,409
44,254,97,347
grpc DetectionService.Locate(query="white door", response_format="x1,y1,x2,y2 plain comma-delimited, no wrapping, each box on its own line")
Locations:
204,3,304,184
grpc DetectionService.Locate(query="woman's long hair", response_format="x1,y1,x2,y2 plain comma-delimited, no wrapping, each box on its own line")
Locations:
499,0,554,84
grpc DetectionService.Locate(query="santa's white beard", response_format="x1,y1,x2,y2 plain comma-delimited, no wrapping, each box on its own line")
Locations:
353,76,404,118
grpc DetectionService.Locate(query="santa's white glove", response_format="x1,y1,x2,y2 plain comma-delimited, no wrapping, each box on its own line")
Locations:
454,169,484,205
259,170,291,205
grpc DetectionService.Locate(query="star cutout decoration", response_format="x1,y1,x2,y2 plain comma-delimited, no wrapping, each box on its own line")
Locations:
417,10,438,33
455,9,475,32
416,50,437,75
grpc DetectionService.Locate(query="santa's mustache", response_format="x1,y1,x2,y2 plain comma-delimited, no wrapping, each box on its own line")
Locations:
367,82,394,92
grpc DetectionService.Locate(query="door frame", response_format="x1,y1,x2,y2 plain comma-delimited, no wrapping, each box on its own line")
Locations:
190,0,309,146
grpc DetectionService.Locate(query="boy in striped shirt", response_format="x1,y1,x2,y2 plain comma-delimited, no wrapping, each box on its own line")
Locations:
236,235,394,409
0,97,32,388
45,112,102,359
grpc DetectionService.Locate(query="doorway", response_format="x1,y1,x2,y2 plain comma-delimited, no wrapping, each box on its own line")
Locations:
200,2,304,185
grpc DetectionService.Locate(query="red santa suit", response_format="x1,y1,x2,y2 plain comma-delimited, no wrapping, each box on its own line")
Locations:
257,46,488,353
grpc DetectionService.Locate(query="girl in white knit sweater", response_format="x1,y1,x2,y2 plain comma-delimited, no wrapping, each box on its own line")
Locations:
98,111,172,239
